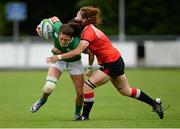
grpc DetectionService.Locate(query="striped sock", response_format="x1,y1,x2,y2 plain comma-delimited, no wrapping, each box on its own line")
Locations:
131,88,155,107
131,88,141,98
82,92,95,118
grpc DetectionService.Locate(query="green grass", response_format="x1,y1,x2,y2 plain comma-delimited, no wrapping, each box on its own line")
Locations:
0,69,180,128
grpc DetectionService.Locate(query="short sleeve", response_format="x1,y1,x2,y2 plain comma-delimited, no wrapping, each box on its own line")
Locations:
81,25,95,43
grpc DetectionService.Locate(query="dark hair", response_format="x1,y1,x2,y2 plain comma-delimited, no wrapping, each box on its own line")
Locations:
80,6,101,26
59,24,75,37
68,19,83,36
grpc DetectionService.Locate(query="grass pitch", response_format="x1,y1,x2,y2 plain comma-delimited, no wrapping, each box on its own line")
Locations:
0,69,180,128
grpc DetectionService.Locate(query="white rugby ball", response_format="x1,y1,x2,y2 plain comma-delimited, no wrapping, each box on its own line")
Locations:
41,19,53,40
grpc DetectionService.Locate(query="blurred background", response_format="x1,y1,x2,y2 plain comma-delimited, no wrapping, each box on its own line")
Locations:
0,0,180,69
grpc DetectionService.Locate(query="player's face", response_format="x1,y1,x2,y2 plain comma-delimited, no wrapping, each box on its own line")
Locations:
59,32,72,47
74,11,86,23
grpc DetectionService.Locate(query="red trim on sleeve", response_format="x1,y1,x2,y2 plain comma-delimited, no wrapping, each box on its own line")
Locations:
81,39,91,43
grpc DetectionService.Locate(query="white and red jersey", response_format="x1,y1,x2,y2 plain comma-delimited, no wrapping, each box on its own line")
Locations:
81,24,121,64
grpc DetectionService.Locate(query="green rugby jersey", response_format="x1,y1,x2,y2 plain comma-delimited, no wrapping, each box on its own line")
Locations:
52,21,81,62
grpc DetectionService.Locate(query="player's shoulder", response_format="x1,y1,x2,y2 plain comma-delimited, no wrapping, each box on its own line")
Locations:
73,36,80,41
53,21,63,33
83,24,99,35
83,24,93,31
71,36,80,45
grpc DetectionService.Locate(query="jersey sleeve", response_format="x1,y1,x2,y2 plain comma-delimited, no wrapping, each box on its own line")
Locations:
53,21,63,33
81,26,95,43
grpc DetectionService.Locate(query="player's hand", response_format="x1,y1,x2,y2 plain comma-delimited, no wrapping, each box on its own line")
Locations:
36,24,43,36
46,55,58,63
49,16,60,23
85,67,93,77
51,47,63,54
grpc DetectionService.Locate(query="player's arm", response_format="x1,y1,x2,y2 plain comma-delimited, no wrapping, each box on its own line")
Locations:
51,47,63,55
36,16,60,36
46,40,89,63
36,24,43,37
86,49,94,77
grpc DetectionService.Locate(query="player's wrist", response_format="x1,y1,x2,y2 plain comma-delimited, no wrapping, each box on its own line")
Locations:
57,55,62,60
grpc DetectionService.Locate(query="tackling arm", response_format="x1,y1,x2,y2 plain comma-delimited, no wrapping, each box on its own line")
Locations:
46,40,89,63
61,40,89,59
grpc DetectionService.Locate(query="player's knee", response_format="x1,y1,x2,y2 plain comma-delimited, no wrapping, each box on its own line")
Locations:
83,79,96,93
76,90,83,99
77,93,83,101
83,84,91,93
43,76,57,94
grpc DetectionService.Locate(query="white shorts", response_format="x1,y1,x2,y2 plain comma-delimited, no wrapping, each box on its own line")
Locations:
50,60,84,75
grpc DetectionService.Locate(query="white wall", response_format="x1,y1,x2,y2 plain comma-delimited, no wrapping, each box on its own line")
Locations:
0,43,27,68
3,40,180,68
0,41,137,69
113,41,137,67
28,43,52,68
145,41,180,67
0,42,52,68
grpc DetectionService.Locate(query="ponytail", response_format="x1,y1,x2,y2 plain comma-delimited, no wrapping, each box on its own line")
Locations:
80,6,101,26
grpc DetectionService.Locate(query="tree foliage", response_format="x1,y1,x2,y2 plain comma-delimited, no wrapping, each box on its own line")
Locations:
0,0,180,36
76,0,119,35
126,0,180,35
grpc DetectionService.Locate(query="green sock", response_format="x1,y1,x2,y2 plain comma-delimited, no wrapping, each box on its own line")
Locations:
75,105,82,114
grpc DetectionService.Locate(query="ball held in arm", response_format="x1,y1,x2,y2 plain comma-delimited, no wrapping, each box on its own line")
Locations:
40,19,53,40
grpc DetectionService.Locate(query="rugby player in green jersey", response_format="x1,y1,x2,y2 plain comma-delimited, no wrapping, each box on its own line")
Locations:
30,16,85,120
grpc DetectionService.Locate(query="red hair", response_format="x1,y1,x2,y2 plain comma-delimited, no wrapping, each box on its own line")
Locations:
80,6,101,26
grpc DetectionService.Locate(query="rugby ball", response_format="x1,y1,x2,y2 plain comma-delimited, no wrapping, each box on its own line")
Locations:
41,19,53,40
